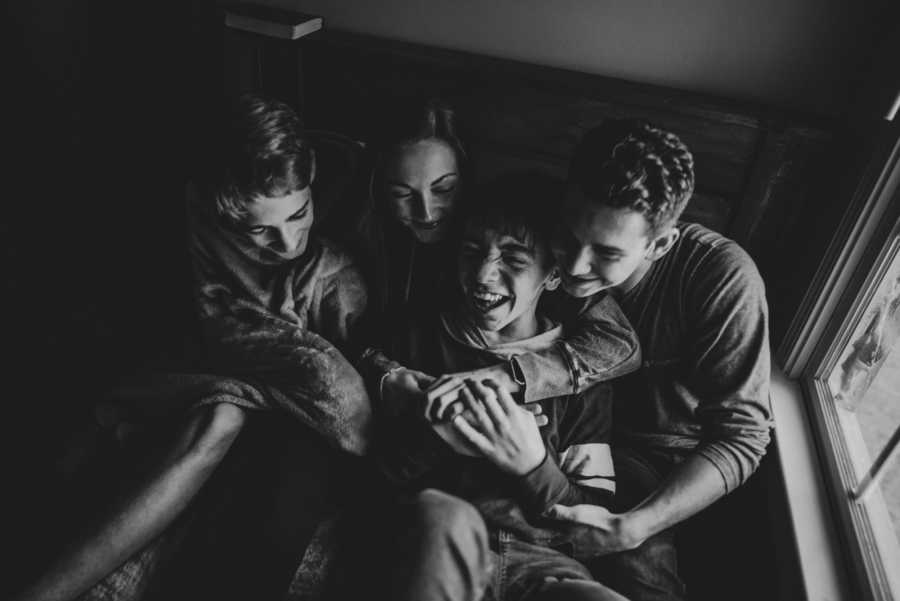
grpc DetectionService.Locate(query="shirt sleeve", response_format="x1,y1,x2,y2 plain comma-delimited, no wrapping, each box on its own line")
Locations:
514,387,616,514
513,292,642,403
688,243,773,492
310,259,369,361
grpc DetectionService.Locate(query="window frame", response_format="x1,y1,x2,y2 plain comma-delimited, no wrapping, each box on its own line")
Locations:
777,118,900,601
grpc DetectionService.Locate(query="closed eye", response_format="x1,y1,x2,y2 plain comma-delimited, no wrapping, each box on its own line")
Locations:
287,207,309,222
504,253,531,267
244,225,268,236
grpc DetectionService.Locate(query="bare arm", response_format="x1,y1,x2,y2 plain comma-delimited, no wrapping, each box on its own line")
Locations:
12,405,245,601
550,453,725,555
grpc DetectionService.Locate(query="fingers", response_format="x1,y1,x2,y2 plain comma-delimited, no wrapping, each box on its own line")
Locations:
459,384,494,433
466,379,508,430
409,369,437,388
522,404,549,427
484,379,518,413
451,413,493,454
425,374,461,397
425,376,465,422
548,504,576,521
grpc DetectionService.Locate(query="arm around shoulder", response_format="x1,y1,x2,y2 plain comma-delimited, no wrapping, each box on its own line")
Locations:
514,292,641,403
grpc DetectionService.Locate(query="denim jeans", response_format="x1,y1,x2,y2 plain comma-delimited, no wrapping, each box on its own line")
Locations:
367,489,626,601
588,448,686,601
331,488,492,601
488,530,628,601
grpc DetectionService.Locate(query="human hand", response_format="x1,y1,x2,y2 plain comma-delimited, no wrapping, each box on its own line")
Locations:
424,364,520,423
381,367,436,418
450,378,546,475
431,409,481,456
547,504,645,554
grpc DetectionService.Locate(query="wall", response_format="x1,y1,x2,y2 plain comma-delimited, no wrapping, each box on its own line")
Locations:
269,0,886,117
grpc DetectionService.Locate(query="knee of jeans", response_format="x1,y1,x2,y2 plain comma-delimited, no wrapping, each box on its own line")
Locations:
412,489,487,543
604,531,684,601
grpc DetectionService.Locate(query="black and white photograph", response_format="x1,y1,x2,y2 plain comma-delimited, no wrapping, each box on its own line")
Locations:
6,1,900,600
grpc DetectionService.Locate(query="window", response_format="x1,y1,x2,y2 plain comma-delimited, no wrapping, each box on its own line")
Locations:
780,113,900,601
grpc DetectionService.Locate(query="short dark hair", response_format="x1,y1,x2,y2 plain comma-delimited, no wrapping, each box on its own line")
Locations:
569,119,694,234
205,93,314,223
463,170,563,254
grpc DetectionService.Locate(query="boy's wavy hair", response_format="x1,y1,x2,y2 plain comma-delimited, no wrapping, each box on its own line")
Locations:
569,119,695,235
203,93,314,224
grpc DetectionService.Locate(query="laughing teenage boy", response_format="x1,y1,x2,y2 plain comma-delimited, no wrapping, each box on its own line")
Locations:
548,120,772,601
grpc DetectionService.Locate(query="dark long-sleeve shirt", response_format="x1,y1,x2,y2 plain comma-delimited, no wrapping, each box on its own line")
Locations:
380,312,617,545
611,222,772,491
357,218,641,403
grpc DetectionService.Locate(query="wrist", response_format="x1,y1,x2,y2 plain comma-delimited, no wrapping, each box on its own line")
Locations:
379,366,404,400
618,509,652,550
512,446,547,476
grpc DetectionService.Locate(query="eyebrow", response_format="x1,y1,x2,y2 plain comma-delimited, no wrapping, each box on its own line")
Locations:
591,244,625,255
288,197,311,218
430,173,459,186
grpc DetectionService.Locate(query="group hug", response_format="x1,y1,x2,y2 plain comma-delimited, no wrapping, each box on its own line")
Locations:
14,93,773,601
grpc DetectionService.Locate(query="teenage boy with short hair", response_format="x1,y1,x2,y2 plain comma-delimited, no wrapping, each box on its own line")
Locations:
13,93,371,601
548,120,772,601
368,172,634,601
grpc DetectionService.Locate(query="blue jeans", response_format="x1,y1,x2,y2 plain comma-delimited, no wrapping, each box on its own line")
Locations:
378,489,626,601
329,488,492,601
489,530,628,601
383,488,493,601
588,448,685,601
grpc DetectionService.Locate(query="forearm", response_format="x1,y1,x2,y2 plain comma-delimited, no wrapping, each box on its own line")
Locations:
13,409,241,601
624,453,727,543
516,454,614,514
515,316,640,403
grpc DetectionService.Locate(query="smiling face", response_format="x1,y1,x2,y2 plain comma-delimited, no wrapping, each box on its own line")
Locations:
552,184,656,298
237,186,314,261
384,138,461,244
457,224,559,343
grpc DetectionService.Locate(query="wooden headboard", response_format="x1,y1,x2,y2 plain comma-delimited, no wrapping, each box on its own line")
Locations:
300,31,834,241
276,29,840,336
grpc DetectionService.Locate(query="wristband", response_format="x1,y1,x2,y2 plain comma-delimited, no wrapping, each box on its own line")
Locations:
508,356,527,387
379,366,404,402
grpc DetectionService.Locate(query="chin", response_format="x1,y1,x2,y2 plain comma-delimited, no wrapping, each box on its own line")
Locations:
410,224,451,244
562,280,606,298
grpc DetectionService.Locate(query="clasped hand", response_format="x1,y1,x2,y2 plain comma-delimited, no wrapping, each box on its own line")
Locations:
431,378,546,475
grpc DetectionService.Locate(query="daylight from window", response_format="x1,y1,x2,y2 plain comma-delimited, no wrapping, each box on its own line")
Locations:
830,237,900,543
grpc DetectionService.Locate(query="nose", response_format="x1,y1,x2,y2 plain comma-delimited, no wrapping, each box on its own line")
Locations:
475,253,500,284
271,226,299,254
564,246,593,277
412,193,436,222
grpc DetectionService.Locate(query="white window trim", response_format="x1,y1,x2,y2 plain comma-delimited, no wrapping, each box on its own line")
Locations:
774,120,900,601
770,369,851,600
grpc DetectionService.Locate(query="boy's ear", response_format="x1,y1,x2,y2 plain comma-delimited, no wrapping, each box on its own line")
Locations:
308,149,317,185
646,226,680,262
545,268,561,292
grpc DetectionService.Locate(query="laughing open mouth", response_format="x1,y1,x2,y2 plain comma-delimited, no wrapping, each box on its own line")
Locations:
470,290,511,313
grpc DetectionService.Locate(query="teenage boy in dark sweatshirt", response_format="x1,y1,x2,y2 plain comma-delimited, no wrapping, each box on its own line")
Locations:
365,172,635,601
